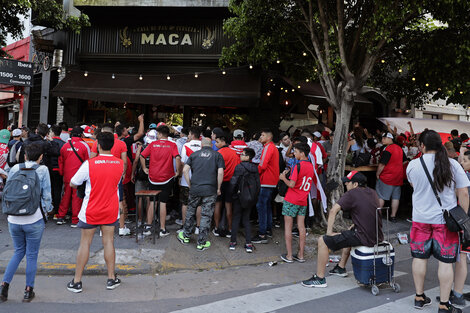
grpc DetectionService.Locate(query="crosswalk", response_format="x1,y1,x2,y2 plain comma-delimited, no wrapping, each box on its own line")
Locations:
170,271,429,313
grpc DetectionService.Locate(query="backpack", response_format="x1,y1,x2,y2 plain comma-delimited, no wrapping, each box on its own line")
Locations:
2,163,41,216
238,164,261,208
7,141,20,168
352,150,371,167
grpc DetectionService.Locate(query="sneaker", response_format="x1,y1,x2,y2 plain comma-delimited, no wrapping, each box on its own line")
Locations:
414,294,432,309
245,244,254,253
225,230,232,238
292,228,299,238
160,229,170,237
280,254,294,263
194,227,199,235
274,220,281,228
329,264,348,277
67,279,83,293
175,219,183,226
438,302,462,313
437,291,466,306
70,223,78,228
251,235,268,244
22,287,35,302
176,228,183,234
196,241,211,251
56,218,66,225
229,242,236,250
119,227,131,236
106,276,121,290
0,282,9,302
177,231,190,245
212,228,220,237
143,225,152,236
301,274,327,288
293,254,306,263
266,230,273,238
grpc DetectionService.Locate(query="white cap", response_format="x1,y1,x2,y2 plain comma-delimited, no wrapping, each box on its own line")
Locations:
12,129,21,137
172,125,183,133
384,132,394,139
233,129,244,138
145,130,157,144
313,131,322,138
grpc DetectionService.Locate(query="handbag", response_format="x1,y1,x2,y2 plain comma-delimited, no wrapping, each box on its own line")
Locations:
419,157,470,236
69,141,86,199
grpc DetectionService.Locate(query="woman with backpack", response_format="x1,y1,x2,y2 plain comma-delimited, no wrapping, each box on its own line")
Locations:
0,143,52,303
406,130,469,313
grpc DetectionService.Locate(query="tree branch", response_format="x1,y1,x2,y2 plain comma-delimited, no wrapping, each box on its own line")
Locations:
317,0,331,66
336,0,354,82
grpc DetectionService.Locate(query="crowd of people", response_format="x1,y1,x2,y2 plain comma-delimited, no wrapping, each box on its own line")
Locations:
0,117,470,313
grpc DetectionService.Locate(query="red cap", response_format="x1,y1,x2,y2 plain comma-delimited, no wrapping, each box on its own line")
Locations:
157,122,166,127
83,126,94,138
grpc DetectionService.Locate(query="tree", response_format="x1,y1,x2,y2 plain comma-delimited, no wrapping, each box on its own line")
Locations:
221,0,470,204
0,0,89,56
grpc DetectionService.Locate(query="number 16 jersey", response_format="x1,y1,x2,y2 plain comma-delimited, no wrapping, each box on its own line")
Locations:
284,160,315,206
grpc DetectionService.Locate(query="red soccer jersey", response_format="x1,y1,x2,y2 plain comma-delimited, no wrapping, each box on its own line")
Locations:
379,143,405,186
91,135,127,160
140,139,179,184
284,161,315,206
73,154,124,225
218,146,241,182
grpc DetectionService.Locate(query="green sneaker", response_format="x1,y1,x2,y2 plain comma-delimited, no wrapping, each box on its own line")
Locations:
177,231,190,245
196,241,211,251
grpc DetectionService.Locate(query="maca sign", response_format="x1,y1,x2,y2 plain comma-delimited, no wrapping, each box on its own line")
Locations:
0,59,34,87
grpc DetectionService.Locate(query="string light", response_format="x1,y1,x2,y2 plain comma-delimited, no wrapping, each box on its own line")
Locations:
84,71,88,77
270,78,273,82
305,79,310,82
249,65,253,69
425,83,429,87
303,52,307,56
297,85,301,89
284,100,289,105
166,74,170,80
280,87,284,90
139,74,143,80
222,70,226,75
194,73,198,78
314,69,317,72
381,59,385,63
267,91,271,96
276,60,280,64
57,68,61,73
112,73,115,79
291,89,295,92
398,69,402,73
285,89,288,93
460,91,464,94
412,77,416,81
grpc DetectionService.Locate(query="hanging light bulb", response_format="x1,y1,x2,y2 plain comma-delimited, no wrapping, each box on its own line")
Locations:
412,77,416,81
425,83,429,87
381,59,385,63
139,74,143,80
270,78,273,82
280,87,284,90
194,73,198,78
112,73,115,79
57,68,62,73
291,89,295,92
222,70,226,75
276,60,280,64
302,52,307,56
167,74,170,80
249,64,253,69
285,100,289,105
305,79,310,82
267,91,271,96
297,85,301,89
84,71,88,77
398,68,403,73
285,89,288,93
460,91,464,94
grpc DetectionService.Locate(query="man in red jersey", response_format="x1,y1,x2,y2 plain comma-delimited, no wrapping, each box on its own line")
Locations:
56,127,90,227
67,132,124,293
140,125,181,237
90,124,129,236
376,132,407,222
230,129,247,155
213,132,240,237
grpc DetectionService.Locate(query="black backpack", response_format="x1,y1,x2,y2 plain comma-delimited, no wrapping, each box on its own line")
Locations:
238,164,261,208
352,151,371,167
2,164,41,216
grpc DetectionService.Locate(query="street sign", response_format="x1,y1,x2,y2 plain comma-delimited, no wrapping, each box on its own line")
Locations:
0,58,34,87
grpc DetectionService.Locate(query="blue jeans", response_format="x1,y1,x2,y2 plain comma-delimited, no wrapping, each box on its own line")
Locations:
256,187,274,235
2,219,45,287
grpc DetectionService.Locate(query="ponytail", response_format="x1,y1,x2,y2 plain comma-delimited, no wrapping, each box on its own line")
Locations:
419,130,454,192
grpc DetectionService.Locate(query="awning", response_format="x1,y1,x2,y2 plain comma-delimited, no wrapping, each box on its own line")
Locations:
283,77,372,104
52,70,260,107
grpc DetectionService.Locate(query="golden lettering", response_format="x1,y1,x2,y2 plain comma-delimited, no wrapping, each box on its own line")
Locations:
181,34,192,45
155,34,167,45
168,34,179,45
141,33,154,45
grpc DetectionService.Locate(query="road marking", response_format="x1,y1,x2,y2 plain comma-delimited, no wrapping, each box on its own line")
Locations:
358,285,470,313
170,271,407,313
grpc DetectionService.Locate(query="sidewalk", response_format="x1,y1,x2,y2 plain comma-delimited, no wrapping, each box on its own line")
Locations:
0,213,411,276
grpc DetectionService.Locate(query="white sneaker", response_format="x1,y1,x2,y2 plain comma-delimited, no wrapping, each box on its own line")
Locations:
194,227,199,235
160,229,170,237
175,219,183,226
119,227,131,236
143,225,152,236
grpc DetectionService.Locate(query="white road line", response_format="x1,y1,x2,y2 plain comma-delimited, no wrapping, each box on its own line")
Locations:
170,271,407,313
358,285,470,313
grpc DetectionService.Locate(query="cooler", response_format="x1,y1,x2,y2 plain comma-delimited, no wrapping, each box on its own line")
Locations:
351,242,395,285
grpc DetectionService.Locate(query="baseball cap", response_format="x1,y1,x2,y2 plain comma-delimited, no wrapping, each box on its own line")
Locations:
321,131,330,139
341,171,367,184
172,125,183,133
0,129,10,144
145,130,157,144
157,122,166,127
12,129,21,137
83,126,94,138
384,132,394,139
212,127,224,138
313,131,322,138
233,129,244,138
149,123,157,130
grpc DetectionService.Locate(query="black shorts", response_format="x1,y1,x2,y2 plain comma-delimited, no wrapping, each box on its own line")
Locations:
77,220,119,229
149,178,174,203
323,230,362,251
216,181,233,203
